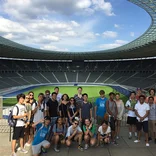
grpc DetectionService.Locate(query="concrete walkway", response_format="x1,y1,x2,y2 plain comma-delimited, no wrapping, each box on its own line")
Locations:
0,126,156,156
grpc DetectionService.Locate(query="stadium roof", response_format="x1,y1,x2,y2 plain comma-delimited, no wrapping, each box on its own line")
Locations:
0,0,156,61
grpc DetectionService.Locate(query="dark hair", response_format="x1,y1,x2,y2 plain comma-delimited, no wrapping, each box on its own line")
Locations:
28,91,34,95
54,87,59,90
77,87,82,90
115,93,120,96
101,120,108,126
99,90,105,95
82,93,88,97
52,92,57,96
130,91,136,96
44,116,51,121
148,96,154,101
109,92,115,96
55,116,63,124
61,94,69,101
139,95,146,99
45,90,50,94
149,88,156,95
17,93,25,101
38,93,44,97
69,97,76,106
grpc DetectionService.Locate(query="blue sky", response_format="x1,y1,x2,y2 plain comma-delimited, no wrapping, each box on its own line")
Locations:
0,0,151,52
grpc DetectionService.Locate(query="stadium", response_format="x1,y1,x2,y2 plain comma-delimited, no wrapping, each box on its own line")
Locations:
0,0,156,156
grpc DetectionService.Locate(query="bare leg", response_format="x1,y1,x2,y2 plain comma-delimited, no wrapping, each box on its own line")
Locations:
12,140,17,153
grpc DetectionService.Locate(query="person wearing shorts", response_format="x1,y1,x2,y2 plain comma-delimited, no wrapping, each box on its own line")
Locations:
95,90,107,126
134,95,150,147
125,91,138,139
83,119,96,150
52,117,66,152
97,120,111,147
32,116,51,156
66,118,83,151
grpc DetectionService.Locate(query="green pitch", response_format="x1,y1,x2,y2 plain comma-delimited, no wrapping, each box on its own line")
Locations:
3,86,128,106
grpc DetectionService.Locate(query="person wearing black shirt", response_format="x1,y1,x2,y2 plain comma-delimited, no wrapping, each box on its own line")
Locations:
46,92,59,126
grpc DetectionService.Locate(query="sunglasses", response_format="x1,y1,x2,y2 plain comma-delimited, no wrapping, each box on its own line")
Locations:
74,122,78,125
29,94,34,96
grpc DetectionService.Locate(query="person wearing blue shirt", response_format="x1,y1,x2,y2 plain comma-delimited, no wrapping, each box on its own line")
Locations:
95,90,107,125
32,116,51,156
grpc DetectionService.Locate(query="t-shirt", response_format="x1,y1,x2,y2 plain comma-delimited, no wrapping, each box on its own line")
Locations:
67,105,78,117
25,103,32,112
12,104,26,127
66,125,82,137
32,123,50,145
57,93,62,103
74,94,83,108
125,99,137,117
83,124,96,135
59,103,69,118
32,101,46,123
95,97,107,117
80,102,92,119
98,126,111,135
46,99,58,117
149,103,156,120
52,124,66,135
115,100,125,120
107,100,117,116
135,102,150,122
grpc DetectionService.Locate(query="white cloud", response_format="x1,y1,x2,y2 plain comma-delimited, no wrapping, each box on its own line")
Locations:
103,31,118,38
114,24,120,28
71,21,80,27
130,32,135,37
76,0,91,9
99,40,128,50
40,45,69,51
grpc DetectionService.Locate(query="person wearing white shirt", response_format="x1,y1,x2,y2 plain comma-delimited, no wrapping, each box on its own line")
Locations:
125,91,138,139
32,93,47,123
54,87,62,103
134,95,150,147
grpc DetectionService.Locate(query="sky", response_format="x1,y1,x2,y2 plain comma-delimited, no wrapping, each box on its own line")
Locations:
0,0,151,52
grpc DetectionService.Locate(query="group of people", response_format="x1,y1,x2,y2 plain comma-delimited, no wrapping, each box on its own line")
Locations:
10,87,156,156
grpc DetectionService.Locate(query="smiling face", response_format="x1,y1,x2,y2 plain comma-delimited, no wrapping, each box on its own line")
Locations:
57,117,63,125
85,119,90,126
73,121,79,128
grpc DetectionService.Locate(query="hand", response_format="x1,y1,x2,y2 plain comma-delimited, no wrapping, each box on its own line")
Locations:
40,119,44,123
27,122,30,125
23,113,27,117
140,117,144,121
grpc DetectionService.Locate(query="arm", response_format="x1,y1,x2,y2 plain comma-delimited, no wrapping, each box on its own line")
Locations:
142,110,150,120
13,114,27,119
135,110,142,119
32,119,44,128
94,106,97,119
115,102,118,118
79,108,82,121
90,108,93,120
125,101,133,111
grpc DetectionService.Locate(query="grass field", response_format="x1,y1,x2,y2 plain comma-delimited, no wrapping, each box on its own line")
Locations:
3,86,128,106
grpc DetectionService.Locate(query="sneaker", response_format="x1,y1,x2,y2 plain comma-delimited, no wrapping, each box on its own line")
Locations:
78,145,83,151
84,144,89,150
54,147,60,153
129,134,132,139
146,143,150,147
116,136,119,140
24,143,31,147
11,152,17,156
112,140,118,145
17,147,21,151
134,140,140,143
20,149,28,154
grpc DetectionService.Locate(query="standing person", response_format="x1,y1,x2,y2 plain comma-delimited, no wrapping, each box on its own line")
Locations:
52,117,66,152
32,93,46,124
136,88,142,101
83,119,96,150
74,87,83,109
148,96,156,143
44,90,51,103
23,95,32,147
79,93,93,126
67,97,79,125
146,88,156,104
95,90,107,126
125,91,138,139
28,91,36,105
32,116,51,156
46,92,59,126
115,93,124,139
59,94,70,127
66,118,83,151
11,93,28,156
134,95,150,147
97,120,111,147
54,87,62,103
106,92,118,144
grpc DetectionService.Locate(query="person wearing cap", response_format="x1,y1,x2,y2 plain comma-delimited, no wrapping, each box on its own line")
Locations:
95,90,108,126
32,116,51,156
136,88,142,101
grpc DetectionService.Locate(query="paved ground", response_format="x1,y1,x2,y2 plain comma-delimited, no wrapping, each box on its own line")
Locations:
0,119,156,156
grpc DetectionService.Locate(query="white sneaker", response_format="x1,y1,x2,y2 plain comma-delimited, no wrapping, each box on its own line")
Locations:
129,134,132,139
11,152,17,156
116,136,119,140
134,140,140,143
20,149,28,154
84,144,89,150
146,143,150,147
24,143,31,147
17,147,21,151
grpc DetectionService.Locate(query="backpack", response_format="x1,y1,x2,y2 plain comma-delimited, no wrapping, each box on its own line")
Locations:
8,106,19,127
